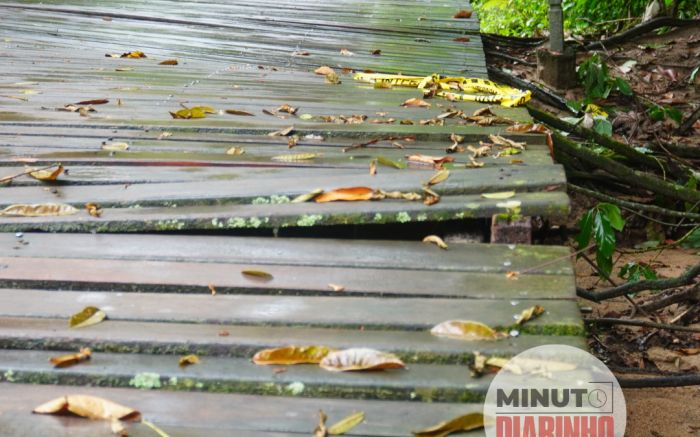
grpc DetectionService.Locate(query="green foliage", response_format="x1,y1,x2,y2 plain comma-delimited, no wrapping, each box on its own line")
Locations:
497,203,523,223
647,104,683,124
129,372,162,389
681,227,700,249
471,0,549,37
619,261,657,282
577,54,634,104
576,203,625,277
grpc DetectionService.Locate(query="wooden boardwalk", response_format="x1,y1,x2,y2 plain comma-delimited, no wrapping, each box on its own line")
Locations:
0,1,580,436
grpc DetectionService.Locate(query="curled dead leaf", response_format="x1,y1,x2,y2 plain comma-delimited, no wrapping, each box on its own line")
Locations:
158,59,178,65
241,270,273,282
74,99,109,105
208,284,217,295
26,164,64,181
426,169,449,186
50,347,92,368
515,305,545,325
430,320,505,341
314,66,336,76
339,48,355,56
0,203,78,217
453,10,473,19
414,413,483,436
225,109,254,116
156,131,172,140
277,104,299,115
406,154,454,168
268,126,295,137
226,146,245,155
402,98,431,108
314,410,328,437
291,188,324,203
119,51,146,58
178,354,200,368
506,271,520,280
319,348,405,372
328,411,365,435
423,235,448,250
315,187,375,203
253,345,335,365
369,159,377,176
85,203,102,218
33,395,141,422
328,283,345,292
69,306,106,329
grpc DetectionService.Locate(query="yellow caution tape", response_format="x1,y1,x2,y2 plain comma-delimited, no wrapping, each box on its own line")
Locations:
353,73,532,108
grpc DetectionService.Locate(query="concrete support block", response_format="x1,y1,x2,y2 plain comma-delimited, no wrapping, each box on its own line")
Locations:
490,215,532,244
536,46,577,90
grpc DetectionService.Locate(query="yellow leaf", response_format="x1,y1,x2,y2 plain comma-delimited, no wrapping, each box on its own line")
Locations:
328,411,365,435
481,191,515,200
85,203,103,218
241,270,273,282
0,203,78,217
422,235,448,250
426,169,449,186
225,109,254,116
515,305,545,325
49,348,92,368
291,189,324,203
226,147,245,155
33,395,141,422
319,348,405,372
315,187,375,203
101,142,130,151
253,345,335,365
178,354,200,368
376,156,404,169
325,72,341,85
413,412,483,437
120,51,147,58
69,306,107,329
430,320,505,341
26,164,64,181
271,153,319,162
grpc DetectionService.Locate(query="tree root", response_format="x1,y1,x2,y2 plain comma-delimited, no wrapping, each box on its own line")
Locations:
487,67,574,114
618,374,700,388
584,17,700,51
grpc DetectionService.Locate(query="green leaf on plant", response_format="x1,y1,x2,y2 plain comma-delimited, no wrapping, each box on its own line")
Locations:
593,118,613,136
614,77,633,96
597,203,624,231
619,262,657,282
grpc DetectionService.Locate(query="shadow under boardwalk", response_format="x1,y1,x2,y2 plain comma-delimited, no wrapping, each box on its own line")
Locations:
0,0,580,436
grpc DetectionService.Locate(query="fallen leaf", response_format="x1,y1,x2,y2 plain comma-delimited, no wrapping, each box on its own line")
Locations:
169,105,215,120
515,305,545,325
319,348,405,372
287,135,299,148
648,347,700,372
489,134,526,150
241,270,273,282
268,126,295,137
325,72,341,84
506,271,520,280
218,330,230,337
468,144,491,158
423,235,448,250
314,66,336,76
271,153,319,161
225,109,254,116
470,351,488,377
453,10,473,19
158,59,178,65
26,164,64,181
111,419,128,436
314,410,328,437
377,156,405,169
328,411,365,435
413,412,483,436
33,395,141,422
406,154,454,168
253,346,335,365
328,283,345,292
120,51,147,58
277,104,299,115
430,320,505,341
339,48,355,56
402,98,431,108
426,169,449,186
481,191,515,200
0,203,78,217
208,284,217,296
292,50,310,56
50,347,92,368
369,159,377,175
226,146,245,155
156,132,172,140
178,354,200,368
85,203,102,218
291,188,324,203
315,187,375,203
74,99,109,105
69,306,107,329
101,142,130,152
453,36,471,43
423,194,440,206
370,49,381,56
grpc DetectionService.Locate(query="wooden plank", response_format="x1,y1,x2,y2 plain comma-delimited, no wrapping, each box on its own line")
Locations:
0,256,575,299
0,233,575,274
0,317,588,363
0,383,486,436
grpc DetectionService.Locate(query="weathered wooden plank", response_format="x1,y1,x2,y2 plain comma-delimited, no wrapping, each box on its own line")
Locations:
0,256,575,299
0,317,588,363
0,289,584,335
0,383,486,436
0,233,574,273
0,349,494,402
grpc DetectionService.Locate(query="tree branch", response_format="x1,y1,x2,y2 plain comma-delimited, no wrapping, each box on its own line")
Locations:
591,317,700,333
584,17,700,50
618,374,700,388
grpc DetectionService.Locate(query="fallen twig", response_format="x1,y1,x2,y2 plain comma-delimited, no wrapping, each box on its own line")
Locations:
584,17,700,51
617,374,700,388
640,284,700,312
591,317,700,333
678,105,700,135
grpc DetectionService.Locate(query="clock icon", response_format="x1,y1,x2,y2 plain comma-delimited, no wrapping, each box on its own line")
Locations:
588,389,608,408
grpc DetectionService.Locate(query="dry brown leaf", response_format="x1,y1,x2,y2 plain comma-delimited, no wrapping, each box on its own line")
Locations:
467,157,484,168
515,305,545,325
74,99,109,105
277,104,298,115
33,395,141,422
339,48,355,56
406,154,454,168
85,203,102,218
648,347,700,372
314,66,336,76
26,164,64,181
291,189,324,203
369,159,377,176
0,203,78,217
453,10,473,19
287,135,300,148
470,351,488,377
69,306,106,329
453,36,471,43
225,109,254,116
489,134,526,150
314,410,328,437
506,271,520,280
370,49,381,56
328,411,365,435
159,59,178,65
328,283,346,292
319,348,405,372
423,235,448,250
423,194,440,206
208,284,217,296
50,347,92,368
226,146,245,155
315,187,375,203
241,270,273,282
253,345,335,365
430,320,505,341
467,144,491,158
325,72,341,84
413,412,483,436
402,97,431,108
178,354,200,368
268,126,295,137
426,169,449,186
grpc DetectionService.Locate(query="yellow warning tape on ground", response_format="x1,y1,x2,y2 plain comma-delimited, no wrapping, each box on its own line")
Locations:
353,73,532,108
